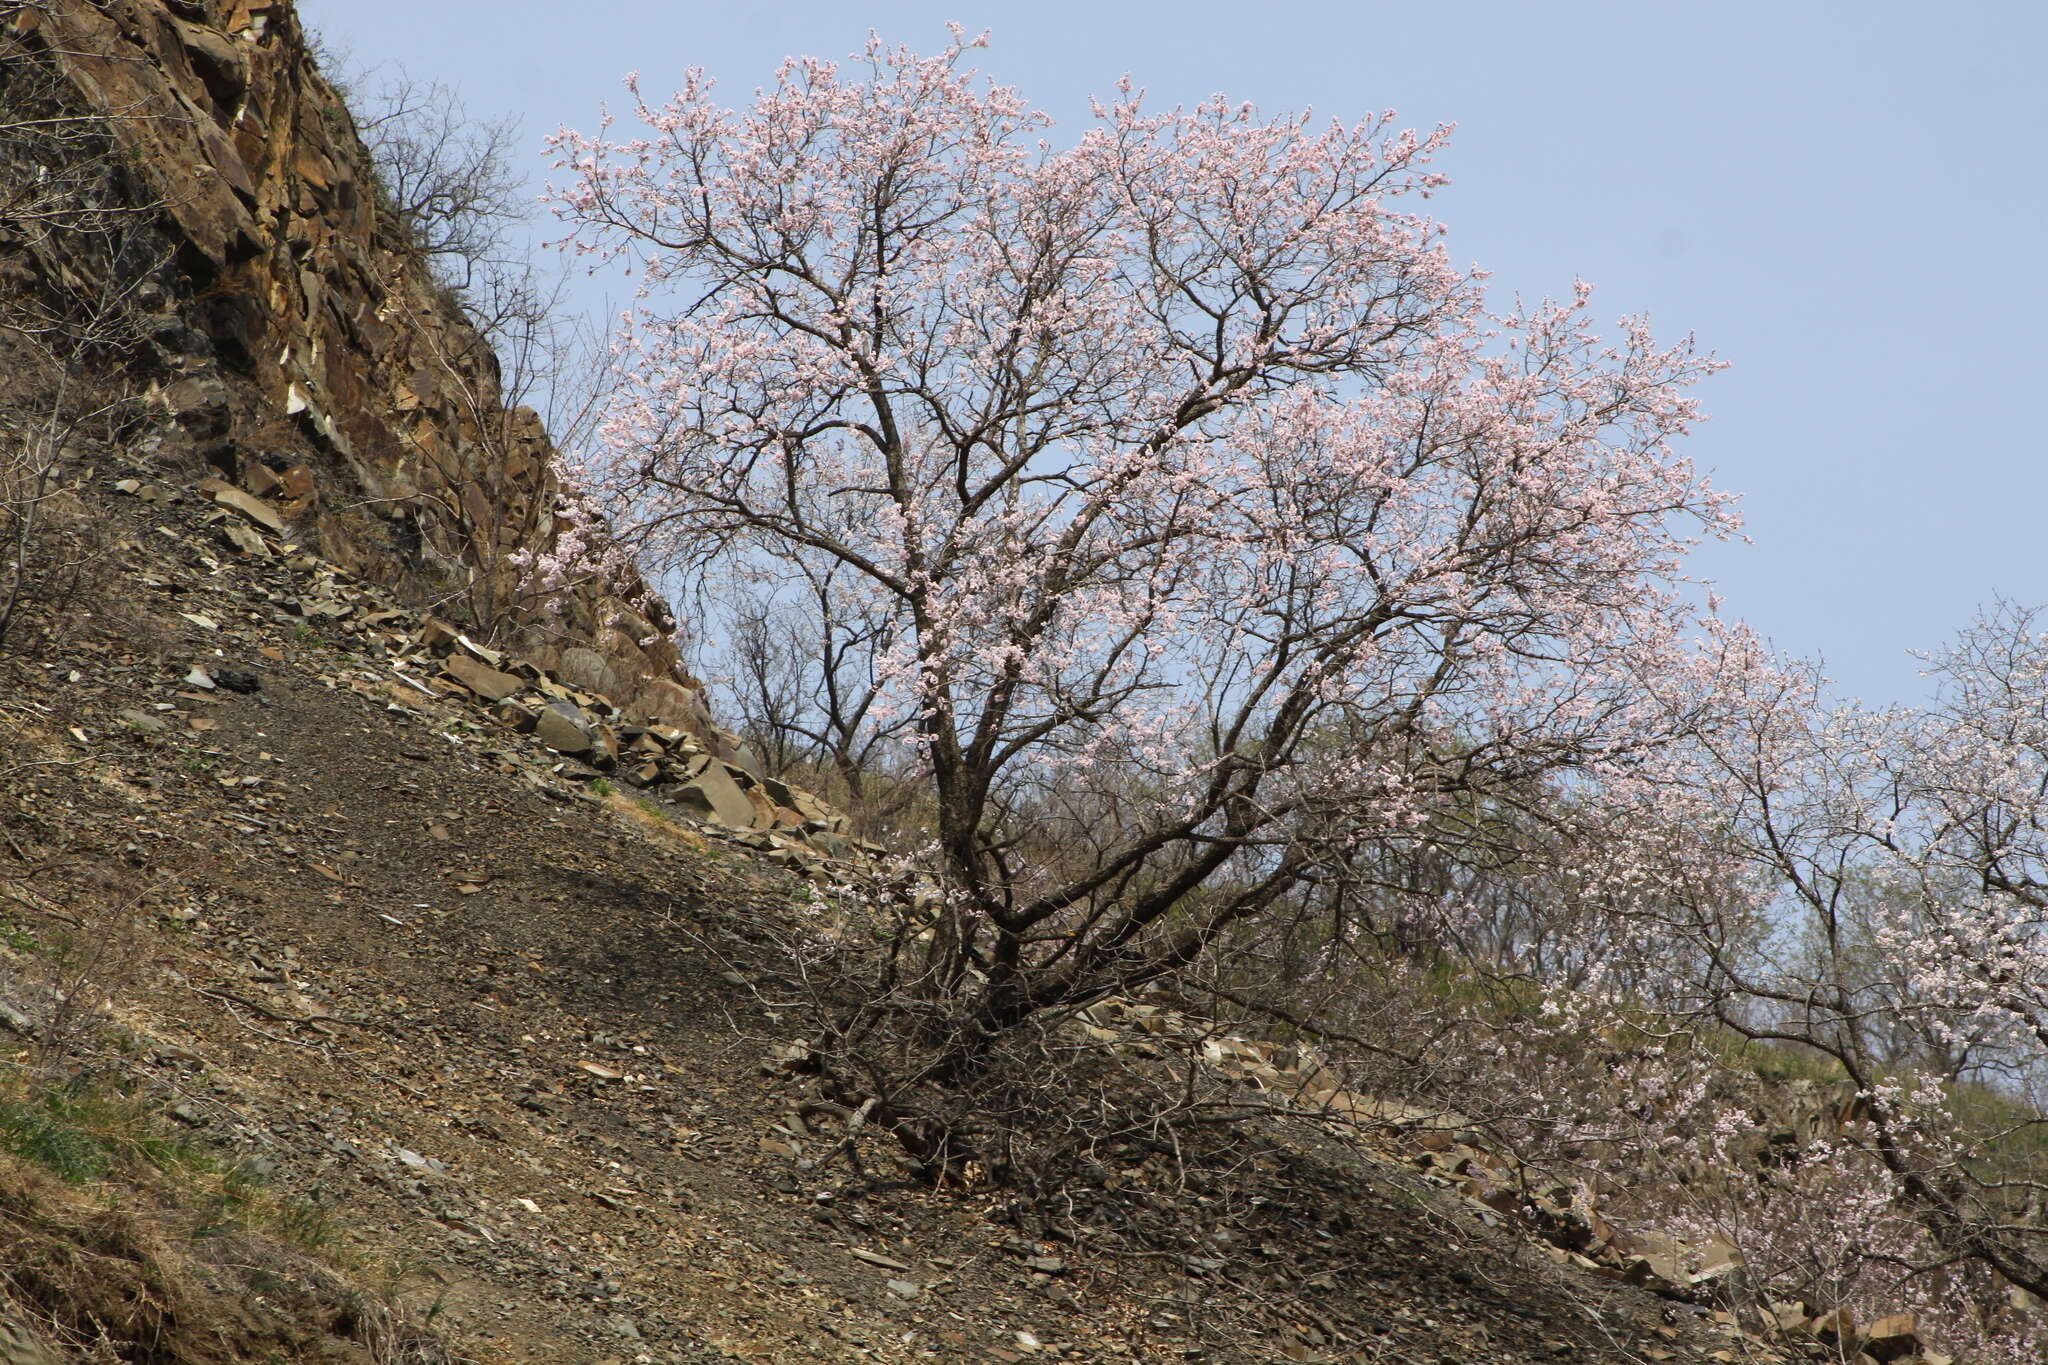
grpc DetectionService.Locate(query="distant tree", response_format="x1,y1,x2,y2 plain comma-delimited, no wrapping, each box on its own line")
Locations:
716,553,911,802
1351,612,2048,1359
543,32,1751,1178
307,41,629,641
348,69,524,293
1687,605,2048,1315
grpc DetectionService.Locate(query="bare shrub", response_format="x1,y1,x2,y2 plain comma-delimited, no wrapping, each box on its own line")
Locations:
0,25,168,653
305,42,636,644
346,69,523,293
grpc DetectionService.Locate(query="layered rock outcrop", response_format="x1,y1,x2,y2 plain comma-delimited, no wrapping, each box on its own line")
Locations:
8,0,710,733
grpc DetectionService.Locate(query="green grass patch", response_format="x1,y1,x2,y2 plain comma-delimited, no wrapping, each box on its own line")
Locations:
0,1068,341,1251
0,915,38,954
0,1074,207,1184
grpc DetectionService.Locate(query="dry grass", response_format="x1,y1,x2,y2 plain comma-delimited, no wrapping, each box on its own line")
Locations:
0,1056,463,1364
594,782,714,853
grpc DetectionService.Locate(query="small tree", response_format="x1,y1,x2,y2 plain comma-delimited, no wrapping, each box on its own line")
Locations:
548,33,1744,1177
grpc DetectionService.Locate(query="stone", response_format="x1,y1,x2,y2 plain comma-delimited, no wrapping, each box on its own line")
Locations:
724,740,765,782
631,678,711,734
1809,1306,1856,1347
276,464,316,506
731,782,773,823
219,519,269,556
807,830,854,860
782,785,843,828
534,701,594,757
417,618,461,653
118,709,167,734
301,595,352,619
202,481,287,534
553,645,620,699
1862,1315,1920,1363
239,461,282,497
443,655,524,702
392,1146,445,1172
147,312,211,358
491,699,538,733
849,1249,912,1272
162,374,231,439
174,20,250,113
452,634,504,667
0,1318,65,1365
671,757,759,829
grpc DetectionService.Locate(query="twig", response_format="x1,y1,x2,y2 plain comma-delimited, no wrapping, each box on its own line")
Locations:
209,997,329,1054
194,985,379,1031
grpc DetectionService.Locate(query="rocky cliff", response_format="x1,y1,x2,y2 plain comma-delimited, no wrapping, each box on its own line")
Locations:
7,0,710,734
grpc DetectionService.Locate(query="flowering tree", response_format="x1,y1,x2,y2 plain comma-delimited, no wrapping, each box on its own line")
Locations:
1258,640,2048,1362
1345,614,2048,1358
546,33,1745,1175
1676,607,2048,1321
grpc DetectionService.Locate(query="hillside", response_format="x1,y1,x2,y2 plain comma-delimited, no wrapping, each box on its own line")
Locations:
0,2,1991,1363
0,453,1790,1365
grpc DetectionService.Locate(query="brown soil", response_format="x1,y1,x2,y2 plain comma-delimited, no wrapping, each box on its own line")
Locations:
0,476,1763,1364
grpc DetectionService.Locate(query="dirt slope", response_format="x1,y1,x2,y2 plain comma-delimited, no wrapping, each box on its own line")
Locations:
0,471,1802,1365
0,3,1889,1360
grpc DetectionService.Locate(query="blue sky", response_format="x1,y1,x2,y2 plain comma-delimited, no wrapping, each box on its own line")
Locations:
299,0,2048,705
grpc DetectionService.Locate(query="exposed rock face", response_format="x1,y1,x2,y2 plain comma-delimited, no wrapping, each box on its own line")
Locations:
11,0,700,727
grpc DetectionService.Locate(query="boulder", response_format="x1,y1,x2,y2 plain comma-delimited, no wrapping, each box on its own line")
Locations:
806,829,853,860
491,699,537,733
724,739,765,783
550,645,619,699
534,701,594,758
630,679,711,735
671,757,758,828
443,655,523,702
